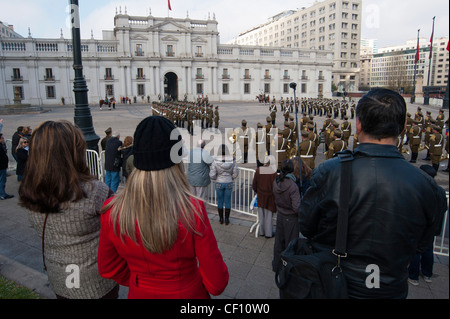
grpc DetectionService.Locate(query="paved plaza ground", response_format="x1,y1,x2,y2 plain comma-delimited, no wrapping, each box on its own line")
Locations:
0,99,448,300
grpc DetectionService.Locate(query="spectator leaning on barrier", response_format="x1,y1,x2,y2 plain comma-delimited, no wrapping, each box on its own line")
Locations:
210,144,239,225
299,88,447,299
252,155,278,238
187,139,214,201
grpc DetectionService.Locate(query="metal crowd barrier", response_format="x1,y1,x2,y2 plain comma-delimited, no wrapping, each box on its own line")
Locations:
206,167,260,237
434,192,449,257
86,149,104,181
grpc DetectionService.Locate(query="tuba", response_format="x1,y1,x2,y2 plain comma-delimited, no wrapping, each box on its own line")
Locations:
227,129,237,144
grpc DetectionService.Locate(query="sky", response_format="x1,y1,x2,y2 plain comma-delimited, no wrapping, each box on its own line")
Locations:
0,0,448,48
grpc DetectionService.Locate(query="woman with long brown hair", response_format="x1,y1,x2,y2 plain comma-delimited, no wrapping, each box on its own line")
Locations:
19,120,119,299
98,116,228,299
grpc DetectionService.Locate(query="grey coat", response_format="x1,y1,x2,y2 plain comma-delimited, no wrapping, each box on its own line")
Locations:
209,155,239,184
187,148,214,187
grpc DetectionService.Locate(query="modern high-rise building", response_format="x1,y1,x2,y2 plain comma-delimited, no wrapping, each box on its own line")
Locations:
231,0,362,93
369,36,448,92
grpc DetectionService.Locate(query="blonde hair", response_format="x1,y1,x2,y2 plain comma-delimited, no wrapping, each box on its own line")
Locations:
102,163,204,254
16,138,28,152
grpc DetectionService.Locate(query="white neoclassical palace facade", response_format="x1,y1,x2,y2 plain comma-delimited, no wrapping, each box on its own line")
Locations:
0,12,333,106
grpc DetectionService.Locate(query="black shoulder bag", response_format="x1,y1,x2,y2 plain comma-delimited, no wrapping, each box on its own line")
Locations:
275,152,353,299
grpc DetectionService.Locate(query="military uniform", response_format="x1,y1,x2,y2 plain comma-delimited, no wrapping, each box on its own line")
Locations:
409,121,422,163
429,125,444,171
326,130,346,160
214,106,220,129
275,131,288,171
237,120,250,163
414,107,424,130
264,117,274,154
255,123,266,167
405,113,413,145
340,116,352,146
436,110,445,128
299,131,316,169
282,122,294,158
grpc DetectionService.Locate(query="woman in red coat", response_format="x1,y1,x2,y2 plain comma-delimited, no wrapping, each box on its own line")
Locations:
98,116,228,299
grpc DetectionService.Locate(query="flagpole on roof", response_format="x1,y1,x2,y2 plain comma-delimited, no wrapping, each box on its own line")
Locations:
411,29,420,104
424,16,436,106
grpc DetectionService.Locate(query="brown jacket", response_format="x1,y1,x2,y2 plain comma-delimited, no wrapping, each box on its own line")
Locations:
252,166,278,213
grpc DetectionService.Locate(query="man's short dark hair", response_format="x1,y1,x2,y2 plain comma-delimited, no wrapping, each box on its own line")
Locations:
356,88,406,140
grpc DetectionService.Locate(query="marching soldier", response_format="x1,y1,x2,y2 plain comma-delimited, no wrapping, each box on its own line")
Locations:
255,123,266,167
405,113,413,145
275,129,288,172
340,116,352,146
270,104,277,125
299,130,316,169
423,116,436,161
307,124,319,156
237,120,250,163
415,107,424,130
264,116,273,155
282,121,294,158
409,120,422,163
207,105,213,129
325,119,339,152
214,106,220,131
326,130,347,160
429,125,444,172
436,109,445,128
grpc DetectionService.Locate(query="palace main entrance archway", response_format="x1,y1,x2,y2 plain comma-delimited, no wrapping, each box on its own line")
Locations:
164,72,178,101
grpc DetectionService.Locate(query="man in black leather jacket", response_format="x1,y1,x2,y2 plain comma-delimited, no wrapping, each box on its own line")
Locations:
299,88,447,299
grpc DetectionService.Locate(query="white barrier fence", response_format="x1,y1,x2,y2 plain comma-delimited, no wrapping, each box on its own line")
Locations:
85,150,449,256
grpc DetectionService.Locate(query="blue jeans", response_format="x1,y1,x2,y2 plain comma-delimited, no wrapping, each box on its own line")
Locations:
408,243,434,280
215,183,233,209
0,169,7,197
105,171,120,193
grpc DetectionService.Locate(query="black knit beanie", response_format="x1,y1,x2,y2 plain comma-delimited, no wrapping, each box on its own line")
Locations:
133,116,182,171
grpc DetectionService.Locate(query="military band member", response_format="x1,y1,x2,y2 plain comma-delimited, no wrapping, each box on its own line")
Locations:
264,116,274,154
214,106,220,131
276,129,287,171
429,125,444,172
270,105,277,125
405,113,413,145
436,109,445,128
255,123,266,167
409,120,422,163
326,130,347,160
299,130,316,169
237,120,250,163
423,116,436,161
307,124,319,156
341,116,352,146
415,107,424,130
324,119,339,152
